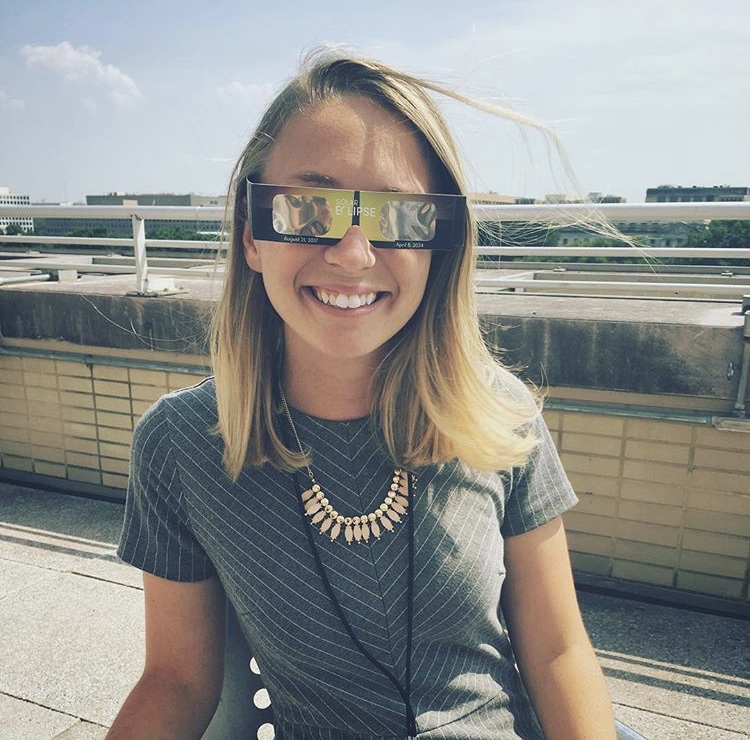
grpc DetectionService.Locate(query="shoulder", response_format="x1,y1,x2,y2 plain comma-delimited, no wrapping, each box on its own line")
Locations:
146,376,216,418
163,375,217,408
135,377,217,441
130,377,218,480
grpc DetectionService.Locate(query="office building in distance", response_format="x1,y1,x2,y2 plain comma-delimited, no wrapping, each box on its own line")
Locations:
0,187,34,233
646,185,750,203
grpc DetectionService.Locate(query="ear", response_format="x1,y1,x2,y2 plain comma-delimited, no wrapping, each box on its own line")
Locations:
242,221,263,272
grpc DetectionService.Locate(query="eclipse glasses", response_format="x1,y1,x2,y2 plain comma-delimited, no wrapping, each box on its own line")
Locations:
246,180,466,250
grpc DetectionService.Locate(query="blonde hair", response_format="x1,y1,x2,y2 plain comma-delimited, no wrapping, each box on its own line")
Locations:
211,48,540,480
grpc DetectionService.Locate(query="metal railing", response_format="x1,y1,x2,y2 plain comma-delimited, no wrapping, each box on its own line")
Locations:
1,201,750,298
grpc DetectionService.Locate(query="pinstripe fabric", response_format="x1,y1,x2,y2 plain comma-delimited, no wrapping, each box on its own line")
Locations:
118,377,577,739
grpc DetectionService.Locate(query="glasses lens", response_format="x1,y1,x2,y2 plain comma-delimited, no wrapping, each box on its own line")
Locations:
378,200,436,242
272,194,333,237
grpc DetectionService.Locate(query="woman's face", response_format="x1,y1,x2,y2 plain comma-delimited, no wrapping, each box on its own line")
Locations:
243,95,435,370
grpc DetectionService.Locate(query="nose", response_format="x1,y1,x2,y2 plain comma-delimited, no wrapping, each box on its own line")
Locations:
324,225,376,271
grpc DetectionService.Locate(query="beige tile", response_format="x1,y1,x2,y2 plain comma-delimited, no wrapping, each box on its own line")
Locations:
624,439,691,465
612,559,674,587
562,432,622,458
686,489,750,516
1,455,34,471
683,509,750,537
93,379,130,398
689,468,750,495
679,550,747,579
618,500,682,527
92,365,129,382
693,447,750,473
563,413,625,437
59,376,94,394
56,359,91,377
34,460,66,477
626,417,693,444
570,551,611,576
561,452,621,478
95,411,133,430
60,390,95,409
567,472,620,497
675,570,744,599
96,396,132,414
613,539,678,568
615,519,680,547
620,479,686,506
681,529,749,558
102,472,129,489
623,460,689,486
128,368,168,387
564,511,617,537
694,426,750,452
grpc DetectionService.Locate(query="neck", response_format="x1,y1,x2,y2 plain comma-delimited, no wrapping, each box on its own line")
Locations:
282,353,379,420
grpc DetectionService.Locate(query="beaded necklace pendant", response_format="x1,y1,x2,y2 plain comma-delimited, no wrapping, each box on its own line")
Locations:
301,469,410,544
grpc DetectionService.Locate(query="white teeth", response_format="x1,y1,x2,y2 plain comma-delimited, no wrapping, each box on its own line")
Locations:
314,290,377,309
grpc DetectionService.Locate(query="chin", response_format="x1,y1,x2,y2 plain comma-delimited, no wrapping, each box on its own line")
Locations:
316,338,386,363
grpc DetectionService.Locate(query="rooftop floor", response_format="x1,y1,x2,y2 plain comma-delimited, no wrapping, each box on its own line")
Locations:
0,482,747,740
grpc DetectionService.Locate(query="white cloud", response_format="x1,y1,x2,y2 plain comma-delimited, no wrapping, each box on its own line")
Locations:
0,90,25,112
216,80,276,108
19,41,142,107
81,96,99,114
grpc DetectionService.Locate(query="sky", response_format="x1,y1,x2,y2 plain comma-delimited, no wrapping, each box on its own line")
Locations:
1,0,748,204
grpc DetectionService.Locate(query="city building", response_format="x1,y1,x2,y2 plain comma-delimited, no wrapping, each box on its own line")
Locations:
86,192,226,208
28,192,227,238
544,192,627,205
557,221,700,247
0,187,34,233
472,192,535,205
646,185,750,203
83,192,225,236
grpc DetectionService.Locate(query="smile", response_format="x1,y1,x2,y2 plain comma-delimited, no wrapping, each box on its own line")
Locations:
313,289,378,309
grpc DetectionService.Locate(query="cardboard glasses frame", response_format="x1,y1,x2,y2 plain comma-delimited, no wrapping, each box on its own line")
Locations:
246,180,467,250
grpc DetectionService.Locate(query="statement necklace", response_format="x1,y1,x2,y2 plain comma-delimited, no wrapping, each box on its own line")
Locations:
280,390,410,544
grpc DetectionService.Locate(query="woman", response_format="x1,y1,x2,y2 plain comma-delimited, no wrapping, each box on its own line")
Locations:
108,49,617,739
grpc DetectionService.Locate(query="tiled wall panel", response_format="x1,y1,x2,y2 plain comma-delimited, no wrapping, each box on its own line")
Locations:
557,412,749,603
1,351,748,604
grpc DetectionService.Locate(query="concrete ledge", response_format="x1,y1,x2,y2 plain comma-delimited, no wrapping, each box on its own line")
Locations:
477,293,744,398
0,276,745,399
0,284,211,354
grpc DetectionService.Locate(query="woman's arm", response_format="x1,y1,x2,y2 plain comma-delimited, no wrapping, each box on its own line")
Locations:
502,517,617,740
105,572,226,740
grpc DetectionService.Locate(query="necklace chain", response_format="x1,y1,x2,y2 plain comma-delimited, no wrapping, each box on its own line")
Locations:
280,390,410,545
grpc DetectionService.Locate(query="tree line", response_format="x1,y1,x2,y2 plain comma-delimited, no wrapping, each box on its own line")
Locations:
477,219,750,266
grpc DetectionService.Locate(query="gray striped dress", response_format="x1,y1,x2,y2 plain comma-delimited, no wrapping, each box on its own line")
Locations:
118,377,578,739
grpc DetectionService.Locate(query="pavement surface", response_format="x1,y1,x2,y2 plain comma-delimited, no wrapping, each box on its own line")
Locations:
0,481,747,740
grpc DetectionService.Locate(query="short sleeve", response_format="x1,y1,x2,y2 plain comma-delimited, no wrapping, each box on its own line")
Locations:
117,398,216,581
501,410,578,537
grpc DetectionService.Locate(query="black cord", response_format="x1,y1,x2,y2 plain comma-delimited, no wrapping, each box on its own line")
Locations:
405,474,416,735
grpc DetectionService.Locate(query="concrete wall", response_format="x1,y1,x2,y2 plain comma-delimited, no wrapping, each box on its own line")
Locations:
1,280,748,610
